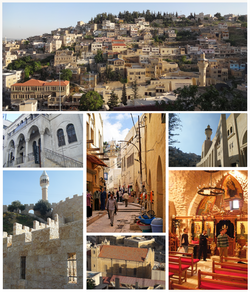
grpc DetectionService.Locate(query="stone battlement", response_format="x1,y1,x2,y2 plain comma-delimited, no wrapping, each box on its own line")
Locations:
3,214,60,248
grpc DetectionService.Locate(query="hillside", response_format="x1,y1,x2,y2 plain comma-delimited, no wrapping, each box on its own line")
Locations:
169,146,201,167
3,212,44,235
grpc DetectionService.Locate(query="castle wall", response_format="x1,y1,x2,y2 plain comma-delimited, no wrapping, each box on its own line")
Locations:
52,194,83,225
3,215,83,289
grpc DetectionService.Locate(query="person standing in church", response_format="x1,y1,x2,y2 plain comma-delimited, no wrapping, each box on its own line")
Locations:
181,228,189,253
198,230,208,261
217,228,229,262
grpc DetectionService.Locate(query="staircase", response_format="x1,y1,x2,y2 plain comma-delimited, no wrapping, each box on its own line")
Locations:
44,148,83,168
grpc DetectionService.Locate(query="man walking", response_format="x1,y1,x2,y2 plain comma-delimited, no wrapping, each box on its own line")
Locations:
123,191,129,207
106,193,118,226
198,230,208,261
217,228,229,262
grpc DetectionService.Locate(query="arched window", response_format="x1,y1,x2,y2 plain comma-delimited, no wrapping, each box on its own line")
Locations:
57,129,65,147
67,124,77,144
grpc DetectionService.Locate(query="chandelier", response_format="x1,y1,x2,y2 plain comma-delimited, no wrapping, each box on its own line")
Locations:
197,171,225,196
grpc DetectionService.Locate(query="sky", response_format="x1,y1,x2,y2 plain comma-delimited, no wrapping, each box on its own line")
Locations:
5,113,21,122
170,113,230,155
101,113,142,143
3,170,83,205
2,2,248,39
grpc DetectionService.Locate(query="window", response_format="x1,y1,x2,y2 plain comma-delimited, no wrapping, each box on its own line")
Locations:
57,129,65,147
20,256,26,279
67,253,77,283
119,267,122,274
230,200,239,210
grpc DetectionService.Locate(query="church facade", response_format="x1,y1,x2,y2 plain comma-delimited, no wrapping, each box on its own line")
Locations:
3,114,83,168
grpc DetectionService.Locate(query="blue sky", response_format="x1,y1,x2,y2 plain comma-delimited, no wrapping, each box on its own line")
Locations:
170,113,230,155
3,2,247,39
101,113,142,143
3,170,83,205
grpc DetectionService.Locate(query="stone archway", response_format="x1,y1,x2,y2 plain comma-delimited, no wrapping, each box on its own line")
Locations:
156,156,163,219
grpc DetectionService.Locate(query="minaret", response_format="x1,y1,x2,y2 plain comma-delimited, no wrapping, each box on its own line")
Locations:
109,140,117,169
203,125,213,156
197,53,209,86
40,171,49,201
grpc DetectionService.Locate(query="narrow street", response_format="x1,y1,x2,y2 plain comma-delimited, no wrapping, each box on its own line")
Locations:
87,202,143,233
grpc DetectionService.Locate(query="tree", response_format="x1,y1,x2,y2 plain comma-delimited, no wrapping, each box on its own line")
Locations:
87,278,96,289
169,113,182,146
79,90,103,111
121,83,127,105
131,79,139,99
7,200,25,213
94,50,104,63
61,69,72,81
107,90,119,110
33,200,51,216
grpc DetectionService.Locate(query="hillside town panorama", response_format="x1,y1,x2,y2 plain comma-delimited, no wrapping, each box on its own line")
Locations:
2,10,247,111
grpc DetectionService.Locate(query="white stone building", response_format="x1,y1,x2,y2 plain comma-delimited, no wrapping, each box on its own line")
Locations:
197,114,247,167
3,114,83,168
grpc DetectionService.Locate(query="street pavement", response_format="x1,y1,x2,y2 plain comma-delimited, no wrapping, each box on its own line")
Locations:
87,202,142,233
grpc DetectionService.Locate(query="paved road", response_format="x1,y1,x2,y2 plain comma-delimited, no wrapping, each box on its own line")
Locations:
87,203,142,233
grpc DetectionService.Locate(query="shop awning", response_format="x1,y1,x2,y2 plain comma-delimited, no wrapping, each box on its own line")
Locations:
87,154,108,167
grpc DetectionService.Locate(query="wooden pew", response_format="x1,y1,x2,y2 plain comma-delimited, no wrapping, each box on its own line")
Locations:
219,260,248,272
169,251,200,276
212,261,247,282
169,280,199,290
169,257,191,284
222,256,248,263
198,270,248,290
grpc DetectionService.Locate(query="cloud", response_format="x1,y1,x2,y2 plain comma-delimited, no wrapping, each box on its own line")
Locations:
103,121,130,143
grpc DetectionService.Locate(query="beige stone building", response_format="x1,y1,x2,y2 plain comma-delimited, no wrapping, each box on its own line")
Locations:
120,113,166,231
127,65,146,83
54,50,77,66
45,39,62,53
2,70,22,92
10,79,70,104
86,113,107,196
197,114,247,167
90,242,154,279
3,194,83,289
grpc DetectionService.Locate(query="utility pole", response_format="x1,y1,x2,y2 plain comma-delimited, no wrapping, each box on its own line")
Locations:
138,115,143,192
59,71,61,111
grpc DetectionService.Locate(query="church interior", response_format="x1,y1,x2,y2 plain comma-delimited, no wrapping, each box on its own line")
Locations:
168,170,248,290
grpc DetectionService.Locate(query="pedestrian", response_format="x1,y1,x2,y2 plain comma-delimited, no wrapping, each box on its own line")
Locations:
86,192,92,218
119,190,122,202
116,190,119,202
100,188,106,211
181,228,189,253
106,192,118,226
123,191,129,207
93,190,100,211
198,230,208,261
217,228,229,262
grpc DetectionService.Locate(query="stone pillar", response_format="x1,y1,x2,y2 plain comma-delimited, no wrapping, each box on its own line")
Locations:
25,139,30,164
40,131,45,167
14,145,18,166
220,114,229,167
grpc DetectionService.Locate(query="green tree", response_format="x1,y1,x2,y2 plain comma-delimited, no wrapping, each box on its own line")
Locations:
7,200,25,213
87,278,96,289
33,200,51,216
79,91,103,111
61,69,72,81
107,90,119,110
94,50,104,63
169,113,182,147
24,67,30,80
121,83,127,105
131,79,139,99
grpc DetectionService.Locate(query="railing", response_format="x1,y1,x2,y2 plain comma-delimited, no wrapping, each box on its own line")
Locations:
7,114,48,139
44,148,83,168
16,156,24,165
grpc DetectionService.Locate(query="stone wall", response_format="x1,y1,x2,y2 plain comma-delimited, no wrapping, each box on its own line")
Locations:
3,214,83,289
52,194,83,225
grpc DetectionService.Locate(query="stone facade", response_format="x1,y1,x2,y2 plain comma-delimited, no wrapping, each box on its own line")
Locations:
3,113,83,168
197,114,247,167
3,193,83,289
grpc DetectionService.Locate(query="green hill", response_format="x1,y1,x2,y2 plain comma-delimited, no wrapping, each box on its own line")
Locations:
3,212,36,235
